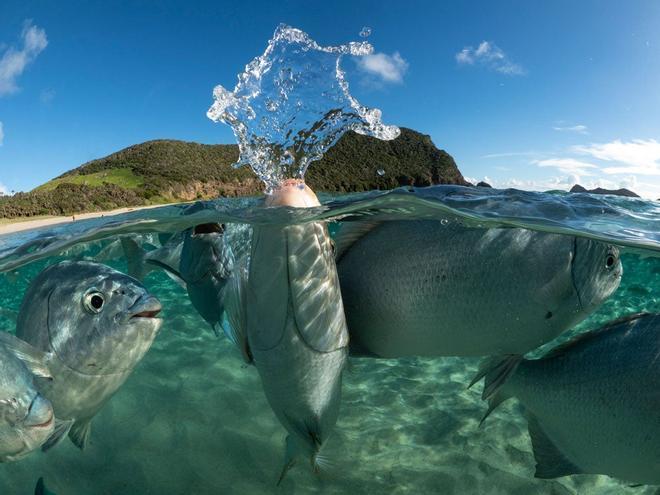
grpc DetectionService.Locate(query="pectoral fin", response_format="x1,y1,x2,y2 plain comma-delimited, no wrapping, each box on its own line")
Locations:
145,259,187,289
0,331,52,379
69,418,92,450
42,419,74,452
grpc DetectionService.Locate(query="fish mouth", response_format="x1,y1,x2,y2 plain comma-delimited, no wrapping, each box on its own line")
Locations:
28,410,54,429
193,223,224,235
129,295,162,319
24,394,54,429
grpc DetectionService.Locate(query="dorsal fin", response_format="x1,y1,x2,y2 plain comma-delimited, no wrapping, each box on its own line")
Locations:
542,313,652,360
333,220,383,261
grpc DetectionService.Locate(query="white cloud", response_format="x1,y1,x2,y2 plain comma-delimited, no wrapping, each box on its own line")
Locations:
535,158,598,176
492,176,573,191
462,170,660,198
472,139,660,198
0,182,8,196
482,150,539,159
356,52,408,83
553,124,588,134
455,41,525,75
573,139,660,175
0,21,48,97
0,121,3,146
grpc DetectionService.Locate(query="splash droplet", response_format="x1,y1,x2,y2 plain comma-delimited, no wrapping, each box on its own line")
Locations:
440,219,449,225
207,24,399,191
359,27,372,38
376,168,385,176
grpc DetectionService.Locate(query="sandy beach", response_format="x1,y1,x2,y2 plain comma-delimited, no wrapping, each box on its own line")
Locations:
0,203,177,236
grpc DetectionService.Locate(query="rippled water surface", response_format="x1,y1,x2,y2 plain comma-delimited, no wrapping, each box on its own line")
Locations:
0,186,658,494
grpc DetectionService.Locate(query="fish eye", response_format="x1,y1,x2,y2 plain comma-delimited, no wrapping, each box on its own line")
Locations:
605,252,617,269
83,291,105,313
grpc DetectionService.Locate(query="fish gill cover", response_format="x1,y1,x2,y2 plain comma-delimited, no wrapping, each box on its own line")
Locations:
206,24,400,192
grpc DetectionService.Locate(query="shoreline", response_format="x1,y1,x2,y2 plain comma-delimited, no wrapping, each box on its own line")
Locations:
0,203,176,236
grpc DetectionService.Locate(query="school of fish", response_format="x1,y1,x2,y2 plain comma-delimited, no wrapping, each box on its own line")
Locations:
1,185,658,489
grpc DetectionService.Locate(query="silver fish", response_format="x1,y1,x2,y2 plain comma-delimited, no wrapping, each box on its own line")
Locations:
336,219,622,358
0,331,54,461
16,261,163,450
179,224,233,336
144,224,232,336
232,182,348,482
476,313,660,485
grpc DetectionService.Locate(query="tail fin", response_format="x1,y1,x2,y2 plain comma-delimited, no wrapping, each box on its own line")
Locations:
276,430,332,486
469,354,523,426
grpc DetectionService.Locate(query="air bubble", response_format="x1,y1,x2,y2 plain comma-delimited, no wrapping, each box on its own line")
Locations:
359,27,372,38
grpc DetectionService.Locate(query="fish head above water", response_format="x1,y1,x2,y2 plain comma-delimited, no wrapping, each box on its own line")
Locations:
572,239,622,312
17,261,163,376
265,179,321,208
0,345,54,461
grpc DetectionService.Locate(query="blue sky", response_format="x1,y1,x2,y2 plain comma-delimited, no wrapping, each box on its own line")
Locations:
1,0,659,198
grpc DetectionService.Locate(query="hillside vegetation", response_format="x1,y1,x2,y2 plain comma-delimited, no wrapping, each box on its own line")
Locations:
0,128,467,218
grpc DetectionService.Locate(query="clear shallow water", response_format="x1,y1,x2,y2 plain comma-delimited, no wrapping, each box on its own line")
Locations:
0,186,658,494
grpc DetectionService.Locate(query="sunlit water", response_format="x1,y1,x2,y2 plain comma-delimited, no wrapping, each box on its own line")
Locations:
0,186,658,495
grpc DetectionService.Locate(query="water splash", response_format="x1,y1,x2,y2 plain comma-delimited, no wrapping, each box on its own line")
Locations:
207,24,400,193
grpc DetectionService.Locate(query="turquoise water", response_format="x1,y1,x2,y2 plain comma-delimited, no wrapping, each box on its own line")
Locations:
0,186,658,494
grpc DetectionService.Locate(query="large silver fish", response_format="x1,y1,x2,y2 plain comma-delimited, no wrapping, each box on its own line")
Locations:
0,332,54,461
336,220,622,358
476,313,660,485
230,181,348,482
16,261,163,450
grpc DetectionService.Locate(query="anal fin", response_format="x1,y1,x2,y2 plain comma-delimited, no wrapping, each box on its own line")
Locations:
526,411,582,479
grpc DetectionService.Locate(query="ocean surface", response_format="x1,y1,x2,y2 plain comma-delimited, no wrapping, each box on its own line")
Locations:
0,185,658,495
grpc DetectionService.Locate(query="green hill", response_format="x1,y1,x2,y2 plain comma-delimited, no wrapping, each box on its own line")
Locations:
0,128,467,218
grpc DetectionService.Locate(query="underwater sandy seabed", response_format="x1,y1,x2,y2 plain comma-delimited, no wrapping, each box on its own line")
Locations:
0,253,658,495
